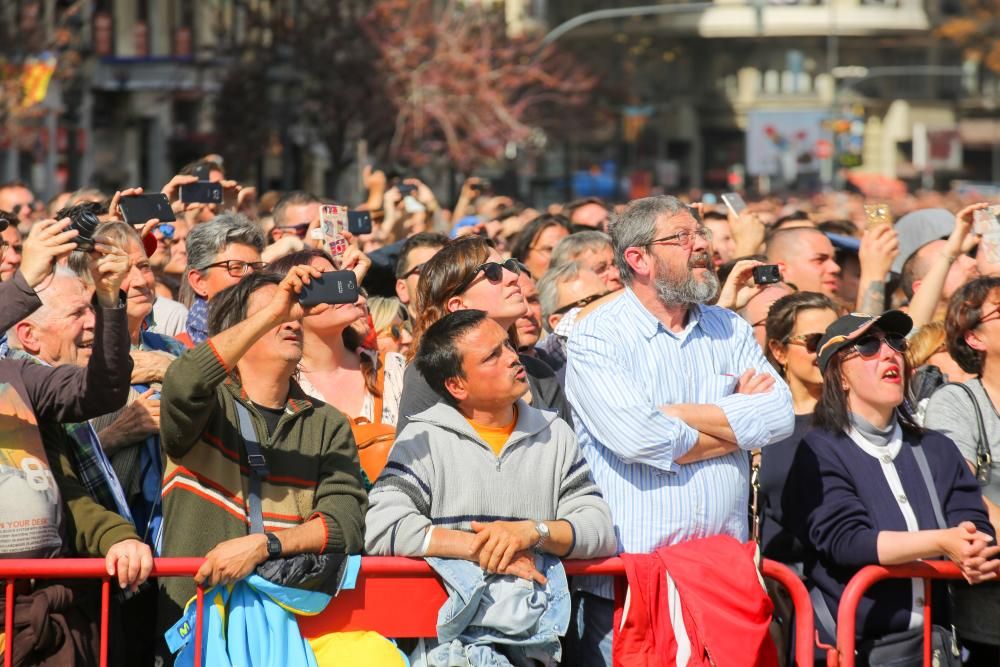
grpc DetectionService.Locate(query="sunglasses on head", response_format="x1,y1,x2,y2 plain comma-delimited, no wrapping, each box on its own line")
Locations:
453,258,521,295
849,331,907,358
784,332,823,354
554,291,609,316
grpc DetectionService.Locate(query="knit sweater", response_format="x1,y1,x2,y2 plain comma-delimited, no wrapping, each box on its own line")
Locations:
365,399,616,559
157,342,368,627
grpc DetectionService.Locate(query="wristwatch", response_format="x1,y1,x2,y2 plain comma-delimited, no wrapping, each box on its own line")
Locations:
265,532,282,560
534,522,550,550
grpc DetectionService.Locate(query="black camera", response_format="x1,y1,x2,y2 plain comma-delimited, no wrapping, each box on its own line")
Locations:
752,264,782,285
67,208,101,251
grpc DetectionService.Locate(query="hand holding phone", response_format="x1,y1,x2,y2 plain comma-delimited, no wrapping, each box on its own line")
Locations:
721,193,747,217
317,204,348,256
863,203,892,230
120,193,176,225
179,182,223,205
347,210,373,236
298,270,359,307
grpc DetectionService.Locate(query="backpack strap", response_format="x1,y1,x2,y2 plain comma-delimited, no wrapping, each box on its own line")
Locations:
371,351,386,426
233,401,270,535
911,440,947,530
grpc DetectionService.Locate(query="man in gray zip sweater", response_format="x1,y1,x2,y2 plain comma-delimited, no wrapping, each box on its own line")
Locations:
365,309,615,582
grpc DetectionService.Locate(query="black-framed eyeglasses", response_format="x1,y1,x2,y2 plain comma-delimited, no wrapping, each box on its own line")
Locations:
847,332,908,359
401,262,425,280
200,259,267,277
784,332,823,354
648,227,712,248
553,291,609,316
452,258,521,296
275,223,310,239
978,302,1000,327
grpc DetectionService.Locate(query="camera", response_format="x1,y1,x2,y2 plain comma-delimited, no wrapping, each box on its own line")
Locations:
64,207,101,251
752,264,782,285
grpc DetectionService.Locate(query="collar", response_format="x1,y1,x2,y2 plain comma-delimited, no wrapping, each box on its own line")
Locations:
622,287,702,340
410,398,556,450
223,377,314,417
846,419,903,461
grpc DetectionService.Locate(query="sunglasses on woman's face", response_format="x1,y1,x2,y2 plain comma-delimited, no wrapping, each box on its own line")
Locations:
850,332,907,358
784,332,823,354
453,258,521,295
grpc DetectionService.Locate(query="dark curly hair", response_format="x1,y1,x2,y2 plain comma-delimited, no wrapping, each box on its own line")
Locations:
763,291,839,377
945,276,1000,376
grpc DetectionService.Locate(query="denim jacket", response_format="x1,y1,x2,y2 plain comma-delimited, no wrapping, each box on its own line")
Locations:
412,555,570,667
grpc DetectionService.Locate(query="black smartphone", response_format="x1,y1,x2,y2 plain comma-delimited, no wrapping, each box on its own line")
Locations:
119,193,176,225
193,164,212,180
397,183,416,197
347,210,373,235
752,264,782,285
298,270,360,307
179,181,223,204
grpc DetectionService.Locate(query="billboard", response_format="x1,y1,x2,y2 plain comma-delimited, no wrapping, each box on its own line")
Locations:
746,110,832,179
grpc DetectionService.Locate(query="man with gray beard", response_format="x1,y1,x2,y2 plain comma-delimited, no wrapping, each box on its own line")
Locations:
563,196,794,665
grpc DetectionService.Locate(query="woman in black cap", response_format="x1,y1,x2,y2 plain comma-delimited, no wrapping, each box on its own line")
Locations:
784,309,1000,663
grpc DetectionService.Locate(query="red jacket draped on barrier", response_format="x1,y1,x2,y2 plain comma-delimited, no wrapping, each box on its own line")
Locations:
614,535,779,667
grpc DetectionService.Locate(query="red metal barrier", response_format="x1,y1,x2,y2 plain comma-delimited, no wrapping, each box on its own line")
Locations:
832,560,964,667
0,556,813,666
0,558,204,667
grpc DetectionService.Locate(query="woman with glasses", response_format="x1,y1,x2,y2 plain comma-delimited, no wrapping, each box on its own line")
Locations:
268,249,405,434
758,292,840,565
368,295,413,357
784,310,999,661
924,277,1000,664
396,235,572,434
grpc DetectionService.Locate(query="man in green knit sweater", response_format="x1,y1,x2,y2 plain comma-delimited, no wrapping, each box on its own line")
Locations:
157,266,368,643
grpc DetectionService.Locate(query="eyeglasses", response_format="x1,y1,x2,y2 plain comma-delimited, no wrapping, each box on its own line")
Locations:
648,227,713,248
11,202,35,216
377,322,411,342
847,332,908,359
452,258,521,296
275,223,310,239
978,303,1000,327
200,259,267,277
553,291,609,316
401,262,425,280
784,332,823,354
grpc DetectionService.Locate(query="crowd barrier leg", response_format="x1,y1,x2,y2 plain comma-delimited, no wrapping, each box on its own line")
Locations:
834,561,963,667
762,559,815,667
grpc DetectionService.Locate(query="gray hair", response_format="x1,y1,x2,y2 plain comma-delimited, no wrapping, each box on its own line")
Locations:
550,230,613,271
186,213,265,271
609,196,688,285
537,261,584,332
9,268,86,340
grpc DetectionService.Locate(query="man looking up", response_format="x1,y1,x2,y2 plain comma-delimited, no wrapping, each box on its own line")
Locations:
565,195,794,664
765,227,841,299
394,232,448,318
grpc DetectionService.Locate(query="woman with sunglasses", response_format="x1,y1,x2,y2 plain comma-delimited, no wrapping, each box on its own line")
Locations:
268,249,405,430
758,292,840,565
924,277,1000,664
396,235,572,434
368,296,413,357
784,310,999,662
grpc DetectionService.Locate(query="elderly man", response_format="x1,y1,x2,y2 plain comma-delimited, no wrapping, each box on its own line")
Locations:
157,268,367,651
550,230,623,291
182,213,265,346
535,263,609,382
565,195,794,664
270,190,322,242
765,227,841,299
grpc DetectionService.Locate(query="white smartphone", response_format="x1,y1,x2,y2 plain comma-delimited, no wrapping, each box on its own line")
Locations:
721,193,747,217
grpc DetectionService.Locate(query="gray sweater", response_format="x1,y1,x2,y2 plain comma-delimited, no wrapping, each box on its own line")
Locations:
365,399,616,559
924,379,1000,505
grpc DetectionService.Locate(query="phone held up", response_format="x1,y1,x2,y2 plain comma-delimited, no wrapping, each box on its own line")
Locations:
298,271,359,307
120,193,177,225
752,264,782,285
317,204,349,256
721,193,747,217
863,203,892,230
179,181,223,205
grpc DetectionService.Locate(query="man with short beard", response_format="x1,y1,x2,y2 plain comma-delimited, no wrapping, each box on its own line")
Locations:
564,195,794,665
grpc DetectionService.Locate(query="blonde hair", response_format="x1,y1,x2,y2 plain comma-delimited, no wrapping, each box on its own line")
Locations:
905,320,946,369
368,296,405,334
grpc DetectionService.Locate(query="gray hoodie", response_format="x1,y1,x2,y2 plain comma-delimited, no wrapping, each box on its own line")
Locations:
364,400,617,559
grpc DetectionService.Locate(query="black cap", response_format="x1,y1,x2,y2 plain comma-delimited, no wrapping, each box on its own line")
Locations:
816,310,913,373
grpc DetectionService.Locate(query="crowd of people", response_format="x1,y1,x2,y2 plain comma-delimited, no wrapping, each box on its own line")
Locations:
1,163,1000,666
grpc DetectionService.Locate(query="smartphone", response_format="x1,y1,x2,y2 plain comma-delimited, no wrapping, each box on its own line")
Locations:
319,204,348,256
470,179,491,193
974,206,1000,264
298,270,359,307
179,181,223,205
397,183,416,197
721,193,747,217
863,203,892,230
119,193,176,225
347,210,373,235
193,164,212,180
752,264,782,285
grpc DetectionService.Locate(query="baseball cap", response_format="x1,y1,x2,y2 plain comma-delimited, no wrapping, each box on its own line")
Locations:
891,208,956,274
816,310,913,373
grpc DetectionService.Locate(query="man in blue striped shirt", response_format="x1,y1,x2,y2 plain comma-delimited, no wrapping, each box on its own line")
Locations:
564,195,794,665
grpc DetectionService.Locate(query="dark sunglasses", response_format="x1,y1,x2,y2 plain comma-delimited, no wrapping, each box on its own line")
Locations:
784,332,822,354
11,202,35,215
452,258,521,295
401,262,425,280
553,291,609,316
850,332,907,358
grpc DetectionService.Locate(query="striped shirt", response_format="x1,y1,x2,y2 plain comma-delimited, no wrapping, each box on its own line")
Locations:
566,288,793,594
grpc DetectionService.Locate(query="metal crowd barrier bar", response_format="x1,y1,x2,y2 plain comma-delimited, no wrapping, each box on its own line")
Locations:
0,556,812,667
0,558,204,667
833,560,964,667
